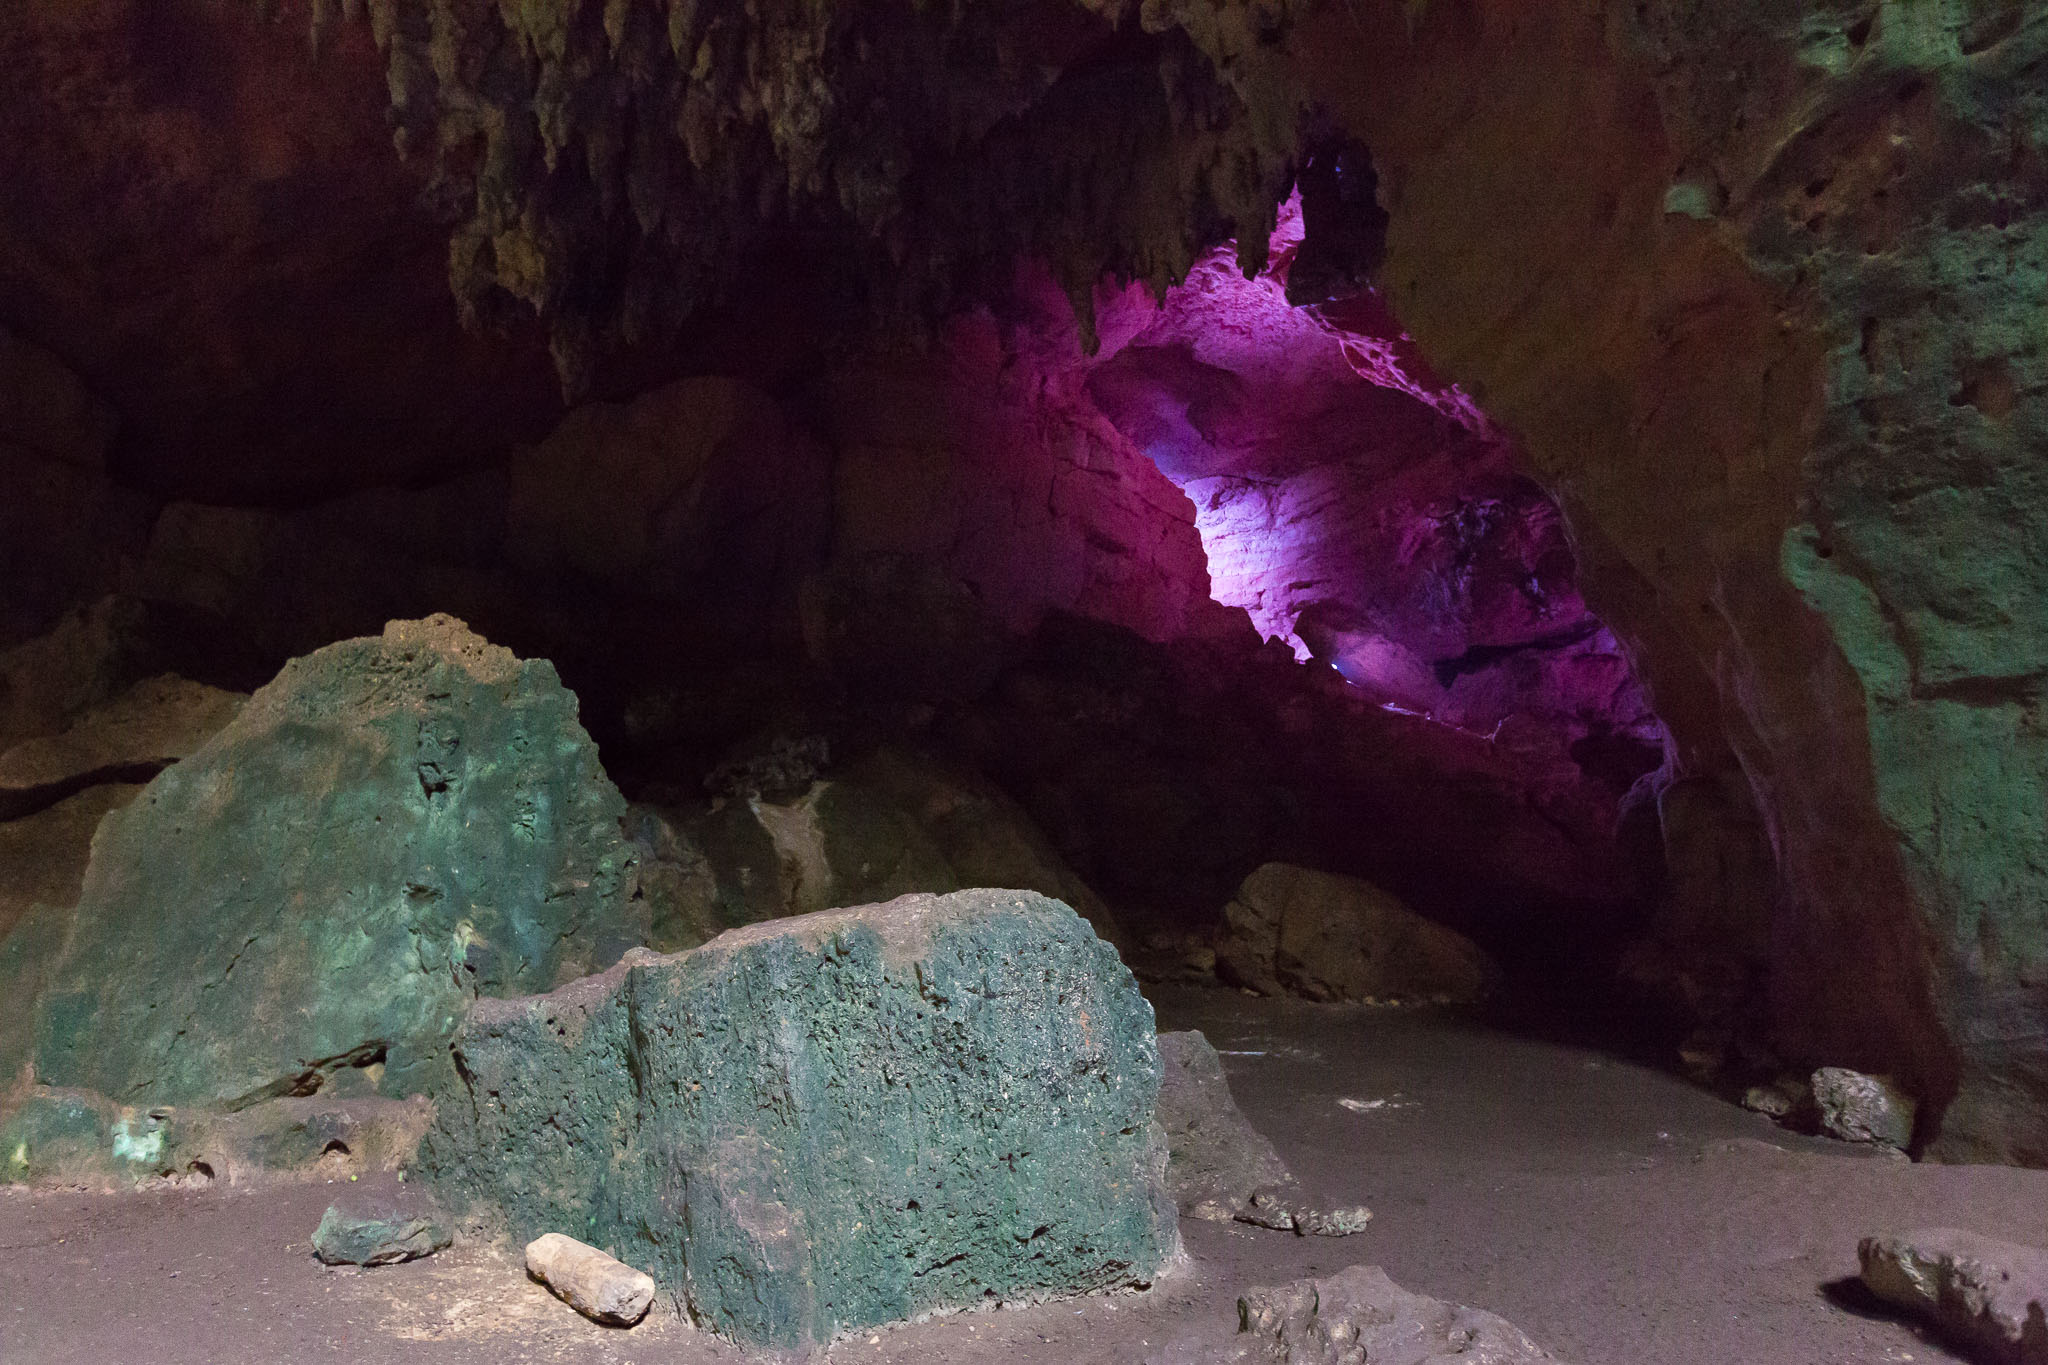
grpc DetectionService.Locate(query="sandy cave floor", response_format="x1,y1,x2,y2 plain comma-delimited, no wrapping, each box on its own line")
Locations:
1,986,2036,1365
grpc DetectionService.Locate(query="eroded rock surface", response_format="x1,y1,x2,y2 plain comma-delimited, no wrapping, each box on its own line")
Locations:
0,675,243,817
0,784,140,941
421,890,1177,1348
312,1196,452,1267
1216,863,1499,1005
526,1234,657,1327
1157,1030,1370,1236
1150,1263,1571,1364
1860,1228,2048,1365
628,747,1127,953
0,1089,431,1189
1813,1068,1917,1151
2,615,639,1108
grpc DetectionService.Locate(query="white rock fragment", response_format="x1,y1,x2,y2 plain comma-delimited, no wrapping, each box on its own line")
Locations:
1859,1228,2048,1365
1812,1067,1916,1149
525,1232,657,1326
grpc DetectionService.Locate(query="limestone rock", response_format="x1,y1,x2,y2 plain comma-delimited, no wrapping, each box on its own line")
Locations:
1740,1076,1808,1121
0,675,243,818
0,330,130,648
848,749,1129,952
1157,1030,1369,1236
526,1233,657,1326
1150,1263,1571,1364
0,597,152,753
507,377,829,625
0,784,141,941
6,615,640,1108
621,803,728,953
630,748,1125,953
1812,1068,1916,1150
640,779,958,942
1216,863,1499,1005
0,1089,431,1190
313,1197,452,1266
1859,1229,2048,1365
421,890,1177,1348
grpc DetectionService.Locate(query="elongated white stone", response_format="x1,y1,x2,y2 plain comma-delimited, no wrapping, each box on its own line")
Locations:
526,1233,656,1326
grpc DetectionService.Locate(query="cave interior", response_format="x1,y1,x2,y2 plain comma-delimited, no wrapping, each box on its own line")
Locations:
1,1,2045,1362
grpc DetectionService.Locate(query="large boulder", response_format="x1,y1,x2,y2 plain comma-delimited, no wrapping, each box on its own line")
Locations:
4,615,640,1107
506,377,829,629
420,889,1177,1348
1215,863,1499,1004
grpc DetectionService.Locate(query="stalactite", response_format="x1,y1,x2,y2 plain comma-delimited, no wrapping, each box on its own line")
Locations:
323,0,1309,392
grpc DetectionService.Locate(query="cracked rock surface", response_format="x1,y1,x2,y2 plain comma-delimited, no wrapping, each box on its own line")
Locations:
1148,1262,1571,1364
0,614,640,1109
422,889,1178,1348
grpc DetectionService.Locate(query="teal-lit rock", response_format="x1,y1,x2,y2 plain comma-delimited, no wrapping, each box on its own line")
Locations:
420,889,1177,1348
311,1200,452,1266
8,615,640,1109
0,1089,122,1183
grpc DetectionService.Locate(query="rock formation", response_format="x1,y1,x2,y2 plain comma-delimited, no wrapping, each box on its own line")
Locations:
0,675,243,819
629,747,1129,953
1293,3,2048,1161
0,0,2044,1163
1,615,640,1108
1860,1228,2048,1365
1215,863,1500,1005
421,890,1178,1347
1150,1262,1572,1364
1157,1029,1371,1235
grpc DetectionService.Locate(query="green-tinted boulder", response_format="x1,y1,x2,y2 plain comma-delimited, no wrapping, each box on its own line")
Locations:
11,615,640,1108
312,1199,452,1266
421,889,1177,1348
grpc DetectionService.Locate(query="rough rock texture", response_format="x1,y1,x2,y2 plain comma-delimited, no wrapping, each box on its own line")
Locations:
1294,2,2048,1159
6,0,2046,1163
0,1089,431,1190
325,0,1307,392
1860,1228,2048,1365
813,270,1661,954
0,675,243,818
525,1234,657,1327
1813,1067,1918,1150
0,784,140,941
312,1197,452,1267
2,615,639,1108
421,890,1177,1348
0,597,157,753
1157,1030,1369,1236
1082,198,1660,761
1216,863,1499,1005
630,748,1128,954
1150,1263,1571,1364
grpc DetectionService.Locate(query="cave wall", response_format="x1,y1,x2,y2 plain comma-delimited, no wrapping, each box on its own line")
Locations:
1296,0,2046,1160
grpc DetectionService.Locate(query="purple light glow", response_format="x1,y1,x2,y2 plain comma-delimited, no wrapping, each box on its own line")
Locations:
1049,194,1659,759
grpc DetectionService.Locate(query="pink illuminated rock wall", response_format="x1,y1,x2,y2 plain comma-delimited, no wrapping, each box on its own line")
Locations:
836,203,1663,812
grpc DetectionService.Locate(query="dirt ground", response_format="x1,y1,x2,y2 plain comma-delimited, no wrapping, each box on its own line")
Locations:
1,985,2033,1364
